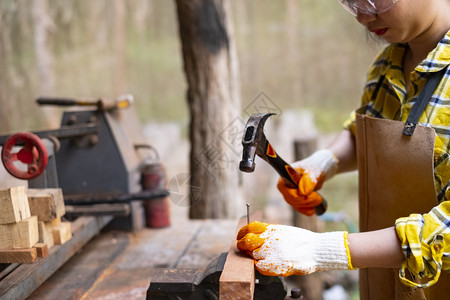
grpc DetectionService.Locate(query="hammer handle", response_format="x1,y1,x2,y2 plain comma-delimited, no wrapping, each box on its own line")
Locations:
263,141,327,216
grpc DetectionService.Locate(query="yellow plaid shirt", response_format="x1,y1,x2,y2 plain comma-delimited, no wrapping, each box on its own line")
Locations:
345,30,450,287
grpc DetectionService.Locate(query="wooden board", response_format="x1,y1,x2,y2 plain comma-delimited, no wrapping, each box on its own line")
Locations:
35,243,48,258
219,211,262,300
59,217,236,300
0,216,39,249
28,231,129,300
27,188,65,222
38,221,54,249
0,248,37,264
52,222,72,245
0,186,30,225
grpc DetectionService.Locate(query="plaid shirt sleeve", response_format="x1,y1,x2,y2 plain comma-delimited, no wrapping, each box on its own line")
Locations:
395,201,450,288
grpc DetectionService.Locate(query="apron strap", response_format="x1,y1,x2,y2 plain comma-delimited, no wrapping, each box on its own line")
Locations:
403,67,448,136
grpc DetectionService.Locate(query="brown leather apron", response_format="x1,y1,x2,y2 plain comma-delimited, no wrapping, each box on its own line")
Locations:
355,68,450,299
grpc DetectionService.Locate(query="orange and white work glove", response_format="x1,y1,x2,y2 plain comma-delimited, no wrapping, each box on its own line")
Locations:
237,221,353,276
277,149,338,215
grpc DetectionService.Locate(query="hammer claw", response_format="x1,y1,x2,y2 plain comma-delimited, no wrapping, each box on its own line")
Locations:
239,113,328,216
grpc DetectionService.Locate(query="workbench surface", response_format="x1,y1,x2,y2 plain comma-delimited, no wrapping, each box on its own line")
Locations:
27,211,237,300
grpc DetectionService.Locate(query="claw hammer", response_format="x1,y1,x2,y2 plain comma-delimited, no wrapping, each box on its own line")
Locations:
239,113,327,215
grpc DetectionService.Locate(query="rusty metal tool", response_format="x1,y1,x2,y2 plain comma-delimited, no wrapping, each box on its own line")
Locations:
239,113,327,215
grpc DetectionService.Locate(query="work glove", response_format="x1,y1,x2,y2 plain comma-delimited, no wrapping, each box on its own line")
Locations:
277,149,338,215
237,221,353,276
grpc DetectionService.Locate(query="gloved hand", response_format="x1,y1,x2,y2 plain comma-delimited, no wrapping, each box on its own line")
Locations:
277,149,338,215
237,221,353,276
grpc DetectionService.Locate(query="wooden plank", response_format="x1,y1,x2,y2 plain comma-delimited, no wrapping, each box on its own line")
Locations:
0,264,19,281
175,219,236,268
0,186,31,225
78,218,208,299
38,221,54,249
27,188,65,222
0,248,37,264
0,216,39,249
52,222,72,245
219,211,262,300
34,243,48,258
28,231,129,300
51,217,61,227
0,215,113,300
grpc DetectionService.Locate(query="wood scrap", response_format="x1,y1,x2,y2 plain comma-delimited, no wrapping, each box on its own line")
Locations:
52,222,72,245
34,243,48,258
0,216,113,300
38,221,54,249
0,216,39,249
0,186,31,225
27,188,65,222
0,248,37,264
219,211,262,300
51,217,61,227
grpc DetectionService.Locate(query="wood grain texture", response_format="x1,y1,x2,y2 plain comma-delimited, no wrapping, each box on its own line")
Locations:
0,216,113,300
0,186,31,225
0,216,39,249
52,222,72,245
27,188,65,222
38,221,54,249
219,211,262,300
34,243,48,258
0,248,37,264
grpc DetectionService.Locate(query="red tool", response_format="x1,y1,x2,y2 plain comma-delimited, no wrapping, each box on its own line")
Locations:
1,132,48,180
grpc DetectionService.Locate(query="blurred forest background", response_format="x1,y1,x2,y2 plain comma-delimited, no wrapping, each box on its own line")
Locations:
0,0,384,132
0,0,386,226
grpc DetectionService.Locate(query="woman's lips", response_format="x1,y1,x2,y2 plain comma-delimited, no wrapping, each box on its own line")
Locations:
370,28,388,36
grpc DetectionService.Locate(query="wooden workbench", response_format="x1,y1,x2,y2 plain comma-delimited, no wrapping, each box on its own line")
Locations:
24,215,237,299
0,215,113,300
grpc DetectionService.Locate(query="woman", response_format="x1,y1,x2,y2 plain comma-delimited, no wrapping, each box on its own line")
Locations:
237,0,450,298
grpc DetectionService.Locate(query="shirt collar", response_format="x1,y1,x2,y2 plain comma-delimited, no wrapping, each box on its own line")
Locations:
415,29,450,73
380,29,450,76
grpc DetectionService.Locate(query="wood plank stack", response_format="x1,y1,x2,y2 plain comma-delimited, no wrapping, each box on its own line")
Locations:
28,188,71,247
0,186,71,263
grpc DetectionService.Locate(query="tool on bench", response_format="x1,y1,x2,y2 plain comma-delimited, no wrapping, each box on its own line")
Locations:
239,113,327,215
147,252,287,300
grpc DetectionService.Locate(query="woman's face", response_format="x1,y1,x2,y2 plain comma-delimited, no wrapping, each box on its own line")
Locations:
355,0,439,44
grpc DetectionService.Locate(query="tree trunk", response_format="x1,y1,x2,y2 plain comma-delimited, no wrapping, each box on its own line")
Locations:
175,0,242,219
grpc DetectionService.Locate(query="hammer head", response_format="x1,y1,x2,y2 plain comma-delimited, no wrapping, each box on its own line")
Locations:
239,113,276,172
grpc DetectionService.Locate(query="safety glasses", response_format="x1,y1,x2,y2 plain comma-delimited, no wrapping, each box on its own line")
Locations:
337,0,398,16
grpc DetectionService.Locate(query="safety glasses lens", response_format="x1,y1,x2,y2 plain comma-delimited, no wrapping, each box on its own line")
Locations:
337,0,396,16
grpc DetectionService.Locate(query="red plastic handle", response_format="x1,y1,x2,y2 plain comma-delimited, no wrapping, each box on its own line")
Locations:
1,132,48,180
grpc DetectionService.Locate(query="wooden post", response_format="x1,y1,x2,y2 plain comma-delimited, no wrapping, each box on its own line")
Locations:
175,0,242,219
292,138,325,300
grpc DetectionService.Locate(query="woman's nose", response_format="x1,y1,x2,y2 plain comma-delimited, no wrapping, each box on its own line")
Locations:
356,11,377,25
